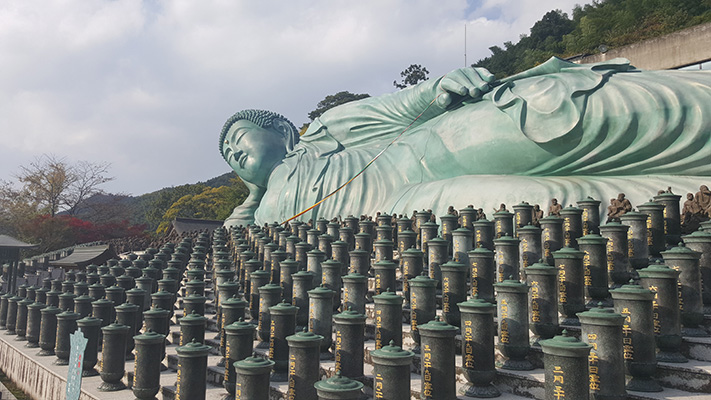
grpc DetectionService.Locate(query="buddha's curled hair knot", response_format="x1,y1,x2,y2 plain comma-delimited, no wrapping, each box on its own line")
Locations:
219,109,299,160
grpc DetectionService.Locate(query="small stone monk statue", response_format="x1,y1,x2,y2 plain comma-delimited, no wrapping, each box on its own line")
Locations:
532,204,544,226
548,198,562,217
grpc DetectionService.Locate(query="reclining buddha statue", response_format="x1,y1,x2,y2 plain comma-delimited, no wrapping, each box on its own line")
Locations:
220,57,711,226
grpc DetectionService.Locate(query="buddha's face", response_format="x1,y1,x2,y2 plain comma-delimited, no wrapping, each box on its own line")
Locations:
222,119,288,186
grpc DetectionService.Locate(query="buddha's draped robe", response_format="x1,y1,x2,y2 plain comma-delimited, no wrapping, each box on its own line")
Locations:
252,58,711,225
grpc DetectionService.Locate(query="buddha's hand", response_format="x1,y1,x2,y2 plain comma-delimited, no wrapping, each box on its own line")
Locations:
222,204,256,228
437,67,496,108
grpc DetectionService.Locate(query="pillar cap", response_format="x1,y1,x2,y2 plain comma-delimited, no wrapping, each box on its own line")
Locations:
308,285,335,297
76,316,102,326
638,262,679,279
269,300,299,314
217,280,240,291
560,205,582,214
468,247,494,256
637,200,664,210
525,261,556,275
28,301,47,310
374,239,395,246
225,319,256,334
539,216,563,224
653,192,681,201
124,286,145,295
234,355,275,375
279,259,299,268
286,328,323,344
552,247,584,259
101,322,130,333
493,210,513,217
115,302,139,312
417,316,458,334
40,305,61,314
427,237,448,246
150,289,172,299
243,259,263,267
577,304,625,326
143,306,170,317
440,261,467,272
619,211,647,221
249,269,271,279
18,297,33,305
222,295,248,307
373,260,397,269
610,281,655,301
370,340,414,362
258,283,282,293
493,235,520,245
661,243,701,260
314,371,365,393
215,269,235,278
599,222,629,231
513,202,533,209
682,230,711,243
494,279,529,293
517,224,541,234
57,310,80,319
183,293,207,301
473,218,493,225
349,249,369,256
307,248,326,256
91,298,112,306
176,339,211,357
334,308,367,323
452,228,473,236
292,270,315,279
321,259,342,268
458,297,496,313
576,197,601,206
373,290,403,304
407,274,437,288
341,272,368,282
576,234,608,245
178,310,208,325
540,330,592,357
133,329,165,344
401,247,424,257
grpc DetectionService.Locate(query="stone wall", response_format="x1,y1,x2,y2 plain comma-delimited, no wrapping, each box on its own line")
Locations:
0,335,97,400
572,22,711,70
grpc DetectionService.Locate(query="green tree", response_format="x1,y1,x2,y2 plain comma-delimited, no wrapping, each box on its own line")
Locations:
393,64,430,89
308,91,370,121
474,0,711,78
144,183,207,230
155,178,249,235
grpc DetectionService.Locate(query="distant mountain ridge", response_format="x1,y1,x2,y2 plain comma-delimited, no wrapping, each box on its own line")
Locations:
70,171,239,230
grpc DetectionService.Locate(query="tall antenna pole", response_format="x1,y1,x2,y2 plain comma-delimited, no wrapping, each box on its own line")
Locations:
464,24,467,67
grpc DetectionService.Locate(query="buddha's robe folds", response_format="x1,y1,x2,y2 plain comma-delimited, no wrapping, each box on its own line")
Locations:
253,58,711,225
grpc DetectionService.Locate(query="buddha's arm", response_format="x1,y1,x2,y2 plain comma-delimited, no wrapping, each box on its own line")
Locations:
223,182,264,228
311,67,495,144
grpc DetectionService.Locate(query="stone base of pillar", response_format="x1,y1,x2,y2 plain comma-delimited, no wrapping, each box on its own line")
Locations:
460,382,501,398
626,375,663,392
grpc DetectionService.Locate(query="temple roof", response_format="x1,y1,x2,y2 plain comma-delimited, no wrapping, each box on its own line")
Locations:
49,244,117,269
171,217,224,235
0,235,37,249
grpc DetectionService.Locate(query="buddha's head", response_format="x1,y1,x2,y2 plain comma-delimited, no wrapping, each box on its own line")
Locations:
219,109,299,187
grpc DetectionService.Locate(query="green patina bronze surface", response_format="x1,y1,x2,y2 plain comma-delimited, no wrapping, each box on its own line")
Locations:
220,57,711,226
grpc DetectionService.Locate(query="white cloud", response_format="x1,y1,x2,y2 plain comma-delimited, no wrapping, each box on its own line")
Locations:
0,0,580,195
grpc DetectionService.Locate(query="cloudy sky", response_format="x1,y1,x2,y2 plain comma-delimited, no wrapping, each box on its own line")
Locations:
0,0,582,196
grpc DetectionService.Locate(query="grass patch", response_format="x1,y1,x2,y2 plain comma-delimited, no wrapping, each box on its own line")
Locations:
0,369,31,400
